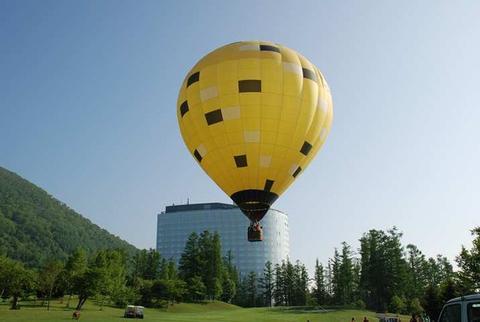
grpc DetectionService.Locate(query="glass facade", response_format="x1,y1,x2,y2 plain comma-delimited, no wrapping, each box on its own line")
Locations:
156,202,289,277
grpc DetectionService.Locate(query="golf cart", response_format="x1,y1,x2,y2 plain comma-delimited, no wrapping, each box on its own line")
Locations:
124,305,144,319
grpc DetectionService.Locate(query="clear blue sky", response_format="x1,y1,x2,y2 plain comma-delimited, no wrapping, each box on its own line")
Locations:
1,0,479,272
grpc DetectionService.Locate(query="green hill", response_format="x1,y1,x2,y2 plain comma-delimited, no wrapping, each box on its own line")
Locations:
0,166,138,267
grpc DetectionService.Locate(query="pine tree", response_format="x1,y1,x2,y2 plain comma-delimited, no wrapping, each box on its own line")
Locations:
260,261,274,307
423,284,442,320
273,263,284,305
313,259,326,305
246,271,257,307
221,250,238,303
179,232,202,281
331,248,341,304
198,231,223,300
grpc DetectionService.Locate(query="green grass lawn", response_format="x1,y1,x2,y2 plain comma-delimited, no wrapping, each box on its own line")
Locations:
0,299,402,322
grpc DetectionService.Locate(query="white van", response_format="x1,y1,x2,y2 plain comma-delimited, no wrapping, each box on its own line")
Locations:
438,294,480,322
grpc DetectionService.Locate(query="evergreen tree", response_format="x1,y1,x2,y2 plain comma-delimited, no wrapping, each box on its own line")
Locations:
313,259,327,305
406,244,429,299
294,260,309,306
423,284,442,320
198,231,223,300
132,249,162,281
331,248,341,304
178,233,202,281
186,276,206,302
440,278,459,303
260,261,274,307
246,271,258,307
144,249,162,280
273,263,284,305
221,250,238,303
338,242,354,305
359,228,409,311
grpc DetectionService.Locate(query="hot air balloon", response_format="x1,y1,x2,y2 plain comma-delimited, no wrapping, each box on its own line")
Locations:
177,41,333,242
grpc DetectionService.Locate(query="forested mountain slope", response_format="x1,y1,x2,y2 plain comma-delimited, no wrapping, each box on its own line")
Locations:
0,166,138,267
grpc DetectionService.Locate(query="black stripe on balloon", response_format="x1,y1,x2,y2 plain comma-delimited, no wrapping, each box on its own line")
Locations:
187,72,200,87
264,179,274,192
180,100,189,117
260,45,280,53
205,109,223,125
292,166,302,178
234,155,248,168
238,80,261,92
302,68,317,82
193,149,202,162
300,141,312,156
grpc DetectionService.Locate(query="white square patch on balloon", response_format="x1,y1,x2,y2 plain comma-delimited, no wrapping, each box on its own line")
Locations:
244,130,260,143
221,106,241,120
259,155,272,168
200,86,218,102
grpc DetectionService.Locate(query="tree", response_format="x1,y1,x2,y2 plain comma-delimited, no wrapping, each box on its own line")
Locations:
313,259,326,305
73,249,127,311
0,256,35,309
456,227,480,292
440,278,459,303
408,298,423,316
221,251,238,303
94,250,128,310
186,276,206,302
273,263,284,305
406,244,429,299
297,261,309,306
389,295,406,314
74,268,102,310
260,261,274,307
179,233,202,281
37,260,63,310
132,249,162,281
63,248,87,308
423,284,442,320
338,242,354,305
330,248,341,304
198,231,223,300
359,228,409,311
245,271,257,307
151,279,186,306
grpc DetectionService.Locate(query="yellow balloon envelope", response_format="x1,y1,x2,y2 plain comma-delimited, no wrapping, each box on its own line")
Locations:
177,41,333,240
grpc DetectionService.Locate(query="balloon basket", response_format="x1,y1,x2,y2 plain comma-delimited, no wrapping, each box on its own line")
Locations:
248,225,263,242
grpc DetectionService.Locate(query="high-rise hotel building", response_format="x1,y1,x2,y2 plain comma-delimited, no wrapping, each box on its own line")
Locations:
156,202,289,276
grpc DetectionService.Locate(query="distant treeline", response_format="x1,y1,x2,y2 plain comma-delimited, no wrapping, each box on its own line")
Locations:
1,226,479,320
